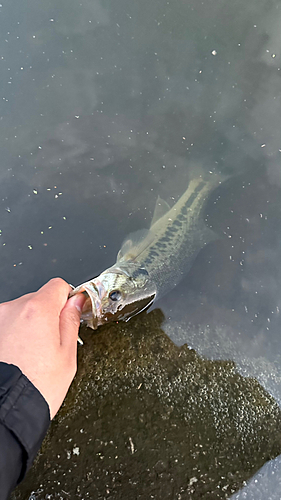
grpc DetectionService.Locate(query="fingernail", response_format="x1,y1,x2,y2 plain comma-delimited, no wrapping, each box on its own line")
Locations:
69,293,86,313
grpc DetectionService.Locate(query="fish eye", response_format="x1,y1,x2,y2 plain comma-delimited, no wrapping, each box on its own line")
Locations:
109,290,122,301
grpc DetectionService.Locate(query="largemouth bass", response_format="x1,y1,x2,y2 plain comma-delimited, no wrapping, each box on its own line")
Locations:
70,176,221,329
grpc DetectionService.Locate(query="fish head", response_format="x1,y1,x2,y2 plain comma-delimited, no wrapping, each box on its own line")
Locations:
70,262,157,329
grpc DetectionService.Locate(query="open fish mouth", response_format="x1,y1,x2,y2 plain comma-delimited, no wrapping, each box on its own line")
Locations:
69,280,104,329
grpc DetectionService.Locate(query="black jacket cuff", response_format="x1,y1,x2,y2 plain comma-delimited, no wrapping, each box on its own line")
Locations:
0,362,50,483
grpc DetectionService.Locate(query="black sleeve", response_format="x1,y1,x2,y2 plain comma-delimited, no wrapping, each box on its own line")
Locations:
0,362,50,500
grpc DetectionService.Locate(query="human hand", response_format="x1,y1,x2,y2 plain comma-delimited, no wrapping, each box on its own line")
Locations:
0,278,86,419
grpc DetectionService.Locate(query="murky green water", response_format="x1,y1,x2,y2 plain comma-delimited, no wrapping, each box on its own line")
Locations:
1,0,281,498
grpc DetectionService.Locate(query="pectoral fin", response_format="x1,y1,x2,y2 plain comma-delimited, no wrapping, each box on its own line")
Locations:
117,228,154,261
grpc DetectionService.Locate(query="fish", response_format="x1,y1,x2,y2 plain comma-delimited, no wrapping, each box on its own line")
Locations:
69,175,221,329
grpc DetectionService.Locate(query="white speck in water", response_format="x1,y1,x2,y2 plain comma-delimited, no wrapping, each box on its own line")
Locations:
211,50,217,56
28,245,33,250
33,189,38,194
72,447,80,456
189,477,198,486
128,437,135,454
5,207,11,213
261,143,266,148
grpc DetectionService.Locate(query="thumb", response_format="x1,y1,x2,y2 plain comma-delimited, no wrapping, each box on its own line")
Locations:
59,294,86,350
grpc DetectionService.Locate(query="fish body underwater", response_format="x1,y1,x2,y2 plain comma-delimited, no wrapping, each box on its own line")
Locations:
70,176,221,329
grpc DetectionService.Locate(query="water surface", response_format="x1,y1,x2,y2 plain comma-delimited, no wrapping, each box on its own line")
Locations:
1,0,280,498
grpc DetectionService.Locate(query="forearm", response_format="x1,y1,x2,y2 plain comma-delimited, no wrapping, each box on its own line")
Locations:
0,279,84,498
0,363,50,499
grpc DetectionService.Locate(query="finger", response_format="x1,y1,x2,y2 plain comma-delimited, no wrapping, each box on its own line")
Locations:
36,277,71,314
59,294,86,352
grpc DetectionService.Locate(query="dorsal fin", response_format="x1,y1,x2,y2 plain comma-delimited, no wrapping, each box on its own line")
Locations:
151,196,171,227
117,228,154,261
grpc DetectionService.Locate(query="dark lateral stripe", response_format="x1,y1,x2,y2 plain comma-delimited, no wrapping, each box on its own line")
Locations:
144,256,152,264
131,268,149,279
148,250,159,257
177,214,186,221
159,236,171,243
144,180,206,267
181,181,205,215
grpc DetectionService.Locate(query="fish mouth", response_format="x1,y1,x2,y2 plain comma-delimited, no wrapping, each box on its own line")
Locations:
69,280,105,330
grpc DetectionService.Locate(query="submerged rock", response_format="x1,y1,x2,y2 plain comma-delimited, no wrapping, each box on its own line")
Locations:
13,309,281,500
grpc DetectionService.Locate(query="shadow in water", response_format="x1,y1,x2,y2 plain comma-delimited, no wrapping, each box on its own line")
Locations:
13,309,281,500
